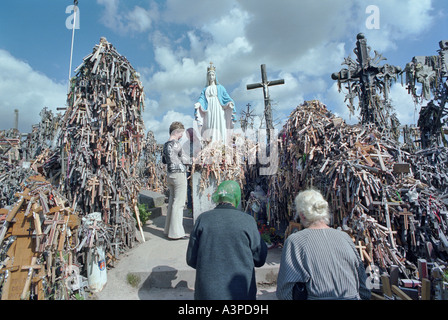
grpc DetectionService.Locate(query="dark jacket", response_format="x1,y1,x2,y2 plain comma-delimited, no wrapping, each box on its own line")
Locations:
186,203,267,300
162,140,189,173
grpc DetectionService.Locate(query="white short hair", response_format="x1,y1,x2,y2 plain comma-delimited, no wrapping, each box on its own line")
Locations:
294,189,330,227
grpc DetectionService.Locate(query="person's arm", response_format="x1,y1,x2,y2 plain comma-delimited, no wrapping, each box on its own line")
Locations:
186,219,201,269
251,228,267,268
161,142,167,164
276,236,309,300
178,142,191,165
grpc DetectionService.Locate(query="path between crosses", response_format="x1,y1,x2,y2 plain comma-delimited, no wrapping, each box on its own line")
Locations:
90,208,280,300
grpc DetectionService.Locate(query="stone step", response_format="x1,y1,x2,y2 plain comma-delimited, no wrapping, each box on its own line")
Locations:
139,189,166,207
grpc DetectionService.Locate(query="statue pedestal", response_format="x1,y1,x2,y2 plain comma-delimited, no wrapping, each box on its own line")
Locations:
191,171,217,223
191,169,243,223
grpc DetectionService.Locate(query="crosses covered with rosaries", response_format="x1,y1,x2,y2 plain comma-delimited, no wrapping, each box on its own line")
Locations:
404,39,448,148
331,33,402,140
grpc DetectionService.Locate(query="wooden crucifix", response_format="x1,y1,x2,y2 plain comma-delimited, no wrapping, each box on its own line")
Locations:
111,194,126,224
87,176,100,205
43,212,67,250
354,240,367,261
398,208,414,231
247,64,284,142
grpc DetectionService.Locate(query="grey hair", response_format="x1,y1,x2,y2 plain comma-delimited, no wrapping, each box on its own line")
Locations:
294,188,330,227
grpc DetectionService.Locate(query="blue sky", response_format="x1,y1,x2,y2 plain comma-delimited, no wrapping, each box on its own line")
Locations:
0,0,447,143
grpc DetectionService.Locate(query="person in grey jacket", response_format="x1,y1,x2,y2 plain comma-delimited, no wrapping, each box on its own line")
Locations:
186,180,267,300
162,121,190,240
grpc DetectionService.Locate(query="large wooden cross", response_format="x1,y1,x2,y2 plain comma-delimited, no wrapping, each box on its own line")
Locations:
87,176,100,205
111,194,126,224
43,212,67,250
247,64,284,141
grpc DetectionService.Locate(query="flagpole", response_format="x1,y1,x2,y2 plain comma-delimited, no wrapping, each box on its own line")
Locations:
68,0,78,93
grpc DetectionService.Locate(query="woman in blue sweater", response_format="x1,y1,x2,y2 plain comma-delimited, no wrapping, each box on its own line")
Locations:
186,180,267,300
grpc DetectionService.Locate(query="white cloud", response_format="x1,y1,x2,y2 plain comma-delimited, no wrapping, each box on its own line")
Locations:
97,0,438,142
237,0,354,67
201,7,250,46
292,42,346,77
146,50,204,113
143,109,194,143
0,50,67,133
361,0,434,51
389,83,420,125
126,6,152,33
97,0,152,34
325,82,359,125
162,0,238,27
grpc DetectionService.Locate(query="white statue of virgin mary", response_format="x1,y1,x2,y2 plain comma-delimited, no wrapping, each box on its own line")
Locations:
194,63,236,145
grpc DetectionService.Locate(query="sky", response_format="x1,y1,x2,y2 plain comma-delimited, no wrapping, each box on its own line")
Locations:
0,0,447,144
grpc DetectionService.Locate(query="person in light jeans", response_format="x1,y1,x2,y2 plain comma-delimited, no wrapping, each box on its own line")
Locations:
162,122,190,240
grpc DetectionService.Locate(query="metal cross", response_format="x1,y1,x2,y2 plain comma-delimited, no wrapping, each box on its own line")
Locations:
240,103,255,133
331,33,401,139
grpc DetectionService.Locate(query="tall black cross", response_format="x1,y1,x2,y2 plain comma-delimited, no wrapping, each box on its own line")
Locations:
331,33,401,139
247,64,284,141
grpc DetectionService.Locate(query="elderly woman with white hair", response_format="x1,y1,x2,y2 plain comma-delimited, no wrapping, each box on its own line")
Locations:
276,189,371,300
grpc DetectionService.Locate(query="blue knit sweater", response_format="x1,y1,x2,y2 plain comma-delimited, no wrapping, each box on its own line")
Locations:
186,203,267,300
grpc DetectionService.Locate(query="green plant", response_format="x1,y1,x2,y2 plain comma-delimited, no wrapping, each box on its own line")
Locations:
126,273,141,288
258,223,272,244
261,232,271,244
74,292,85,300
134,203,152,226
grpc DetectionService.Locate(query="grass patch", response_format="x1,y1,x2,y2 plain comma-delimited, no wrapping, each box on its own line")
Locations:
126,273,141,288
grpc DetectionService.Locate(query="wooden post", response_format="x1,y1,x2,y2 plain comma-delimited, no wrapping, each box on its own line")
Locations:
392,285,413,300
20,256,41,300
421,278,431,300
133,202,145,243
381,274,393,299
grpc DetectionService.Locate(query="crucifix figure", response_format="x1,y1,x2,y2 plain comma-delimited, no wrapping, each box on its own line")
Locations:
247,64,284,142
332,33,401,140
